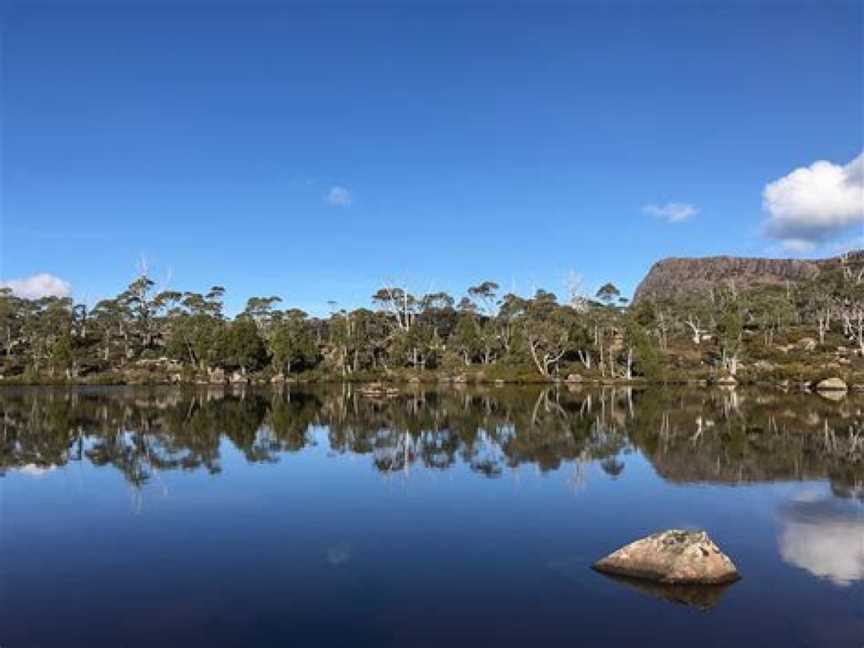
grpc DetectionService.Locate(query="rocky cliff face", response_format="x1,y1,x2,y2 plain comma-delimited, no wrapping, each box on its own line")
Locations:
633,251,863,303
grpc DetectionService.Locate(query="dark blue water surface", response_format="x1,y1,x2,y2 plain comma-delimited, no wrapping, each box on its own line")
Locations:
1,386,862,647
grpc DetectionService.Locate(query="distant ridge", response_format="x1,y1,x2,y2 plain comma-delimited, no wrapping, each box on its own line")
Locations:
633,250,864,304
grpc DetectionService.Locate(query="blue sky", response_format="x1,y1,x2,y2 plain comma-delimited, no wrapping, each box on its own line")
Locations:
2,1,862,314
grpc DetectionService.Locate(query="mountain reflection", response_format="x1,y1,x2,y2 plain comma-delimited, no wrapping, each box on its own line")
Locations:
1,386,862,496
778,497,864,586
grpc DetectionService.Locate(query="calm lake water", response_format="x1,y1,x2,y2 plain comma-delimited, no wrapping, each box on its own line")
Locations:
1,385,862,647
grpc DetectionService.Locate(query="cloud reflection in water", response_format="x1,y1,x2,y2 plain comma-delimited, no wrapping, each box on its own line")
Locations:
778,496,864,587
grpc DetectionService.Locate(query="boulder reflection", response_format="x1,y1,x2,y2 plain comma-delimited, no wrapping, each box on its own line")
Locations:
1,386,861,497
596,572,735,610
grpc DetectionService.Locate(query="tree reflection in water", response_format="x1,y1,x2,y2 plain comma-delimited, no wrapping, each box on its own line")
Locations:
1,385,862,499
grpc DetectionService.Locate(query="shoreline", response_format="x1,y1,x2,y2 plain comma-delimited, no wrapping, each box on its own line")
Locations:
2,373,861,394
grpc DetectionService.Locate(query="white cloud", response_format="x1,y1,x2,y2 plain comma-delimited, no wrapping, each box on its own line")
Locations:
0,273,71,299
326,186,352,207
643,202,699,223
763,152,864,246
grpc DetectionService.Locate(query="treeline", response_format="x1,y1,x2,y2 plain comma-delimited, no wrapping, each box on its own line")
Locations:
1,252,863,383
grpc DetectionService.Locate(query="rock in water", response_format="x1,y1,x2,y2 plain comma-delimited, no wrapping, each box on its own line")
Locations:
593,530,740,585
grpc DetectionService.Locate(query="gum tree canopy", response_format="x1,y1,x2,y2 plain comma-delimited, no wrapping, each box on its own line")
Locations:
1,251,863,382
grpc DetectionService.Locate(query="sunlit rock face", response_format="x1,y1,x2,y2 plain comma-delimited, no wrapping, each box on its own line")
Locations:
778,497,864,587
632,252,864,304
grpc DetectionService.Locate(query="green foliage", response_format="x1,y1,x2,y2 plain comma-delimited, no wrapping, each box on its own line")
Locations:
625,319,662,380
451,313,481,364
221,319,267,373
2,254,863,384
49,333,74,378
596,282,621,306
270,315,318,373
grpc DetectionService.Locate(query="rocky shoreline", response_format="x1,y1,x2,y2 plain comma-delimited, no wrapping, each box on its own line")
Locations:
3,366,864,396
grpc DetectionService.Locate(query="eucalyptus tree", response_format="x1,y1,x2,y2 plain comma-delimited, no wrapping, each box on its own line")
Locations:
450,313,481,365
71,303,89,340
418,291,458,342
800,279,835,343
496,292,525,355
221,318,266,374
628,298,675,353
27,297,74,374
678,293,712,345
596,283,621,307
327,309,357,375
832,256,864,352
164,288,227,370
48,332,75,378
845,280,864,353
270,310,318,374
583,295,623,378
461,282,503,363
243,296,283,333
328,308,388,374
372,285,418,331
569,315,596,369
467,281,499,317
0,287,22,361
389,320,439,370
521,290,574,377
476,322,501,364
90,298,132,364
713,287,744,376
621,312,661,380
746,285,796,347
119,274,160,353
